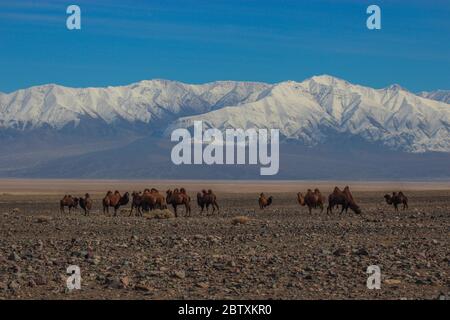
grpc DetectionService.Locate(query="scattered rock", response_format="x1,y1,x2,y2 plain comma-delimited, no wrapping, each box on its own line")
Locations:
333,248,346,256
173,270,186,279
8,252,21,262
232,216,250,225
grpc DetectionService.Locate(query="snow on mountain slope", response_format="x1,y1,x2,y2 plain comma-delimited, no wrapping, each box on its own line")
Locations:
419,90,450,104
167,75,450,153
1,76,449,153
0,80,270,130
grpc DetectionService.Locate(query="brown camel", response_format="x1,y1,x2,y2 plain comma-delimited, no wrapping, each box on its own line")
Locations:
258,193,273,209
60,195,79,214
297,188,325,214
79,193,93,216
140,188,166,212
197,189,219,215
102,190,130,216
327,186,361,214
166,188,191,217
129,191,143,216
384,191,408,211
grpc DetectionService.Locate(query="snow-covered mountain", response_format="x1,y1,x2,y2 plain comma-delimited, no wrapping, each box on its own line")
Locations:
419,90,450,104
168,75,450,153
0,80,270,131
1,75,449,178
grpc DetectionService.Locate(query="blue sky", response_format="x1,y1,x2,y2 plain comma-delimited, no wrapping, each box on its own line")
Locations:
0,0,449,93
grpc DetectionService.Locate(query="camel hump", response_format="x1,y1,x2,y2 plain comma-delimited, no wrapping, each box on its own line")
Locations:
180,188,186,194
207,189,212,194
333,186,340,193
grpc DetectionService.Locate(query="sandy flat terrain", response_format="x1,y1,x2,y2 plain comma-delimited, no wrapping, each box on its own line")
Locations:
0,180,449,300
0,179,449,195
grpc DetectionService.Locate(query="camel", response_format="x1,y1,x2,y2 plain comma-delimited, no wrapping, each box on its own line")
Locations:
258,193,273,209
384,192,408,211
129,191,143,216
166,188,191,217
327,186,361,214
140,188,166,212
197,189,219,215
60,195,79,214
297,188,325,214
79,193,93,216
102,190,130,216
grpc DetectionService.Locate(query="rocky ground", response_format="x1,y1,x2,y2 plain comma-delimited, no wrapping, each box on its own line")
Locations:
0,190,448,300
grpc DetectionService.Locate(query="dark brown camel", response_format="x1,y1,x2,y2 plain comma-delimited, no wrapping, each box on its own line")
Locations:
384,191,408,211
258,193,273,209
197,189,219,215
102,190,130,216
166,188,191,217
297,188,325,214
60,195,79,214
327,186,361,214
129,191,143,216
79,193,93,216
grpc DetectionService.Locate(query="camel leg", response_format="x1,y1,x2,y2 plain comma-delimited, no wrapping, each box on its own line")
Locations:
173,204,177,218
215,202,219,214
129,206,134,217
308,206,312,215
320,204,324,214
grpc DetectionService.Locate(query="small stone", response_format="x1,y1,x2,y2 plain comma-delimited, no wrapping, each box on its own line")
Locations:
120,276,130,288
385,279,402,285
8,252,21,262
354,248,369,256
333,248,346,256
135,284,152,292
196,282,209,289
8,280,20,290
174,270,186,279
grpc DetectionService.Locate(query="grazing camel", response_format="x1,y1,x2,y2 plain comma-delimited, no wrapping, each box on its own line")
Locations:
197,189,219,215
102,191,130,216
79,193,93,216
384,192,408,211
327,186,361,214
60,195,79,214
258,193,273,209
140,188,166,212
166,188,191,217
297,188,325,214
130,191,143,216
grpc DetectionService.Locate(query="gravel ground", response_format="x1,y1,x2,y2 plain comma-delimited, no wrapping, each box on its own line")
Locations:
0,190,448,300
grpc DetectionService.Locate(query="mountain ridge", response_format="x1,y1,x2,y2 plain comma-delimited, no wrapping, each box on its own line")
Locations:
1,75,449,179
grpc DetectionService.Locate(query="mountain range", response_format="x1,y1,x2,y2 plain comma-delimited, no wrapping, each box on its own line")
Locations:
0,75,449,179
